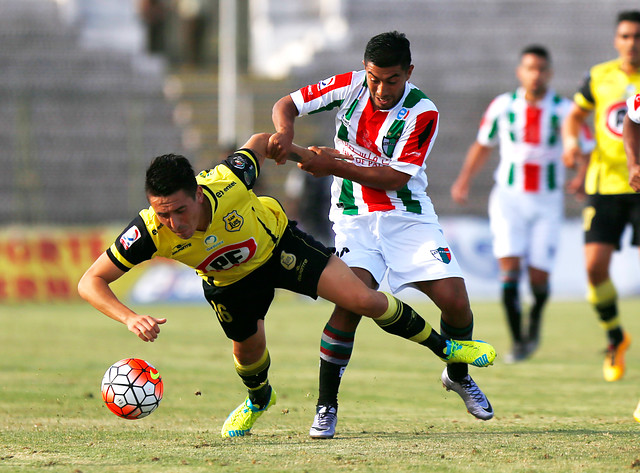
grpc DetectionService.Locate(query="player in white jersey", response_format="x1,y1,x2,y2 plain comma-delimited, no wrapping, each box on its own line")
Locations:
269,31,494,438
451,45,594,363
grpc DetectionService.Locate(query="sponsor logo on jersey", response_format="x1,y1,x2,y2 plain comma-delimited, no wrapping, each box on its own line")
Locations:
232,156,246,169
396,107,410,120
171,242,192,255
223,210,244,232
120,226,141,250
430,247,451,264
215,181,236,198
280,251,296,270
204,234,223,251
605,101,627,137
318,77,335,90
196,238,257,272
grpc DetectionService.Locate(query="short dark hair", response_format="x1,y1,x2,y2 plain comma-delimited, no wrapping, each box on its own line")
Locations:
617,10,640,25
364,31,412,70
145,153,197,198
520,44,551,64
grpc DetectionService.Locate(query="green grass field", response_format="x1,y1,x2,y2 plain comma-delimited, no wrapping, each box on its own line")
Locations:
1,295,639,472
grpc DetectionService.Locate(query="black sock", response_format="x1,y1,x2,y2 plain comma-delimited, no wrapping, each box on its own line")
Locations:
318,359,343,407
248,383,271,408
441,319,473,381
502,282,522,342
529,283,549,341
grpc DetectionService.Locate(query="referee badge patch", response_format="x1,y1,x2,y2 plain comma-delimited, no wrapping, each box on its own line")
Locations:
430,247,451,264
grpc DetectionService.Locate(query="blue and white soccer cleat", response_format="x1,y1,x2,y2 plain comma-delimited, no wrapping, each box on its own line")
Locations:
442,368,494,420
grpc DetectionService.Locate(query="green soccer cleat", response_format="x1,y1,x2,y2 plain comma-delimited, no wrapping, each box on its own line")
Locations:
221,387,277,438
442,340,496,367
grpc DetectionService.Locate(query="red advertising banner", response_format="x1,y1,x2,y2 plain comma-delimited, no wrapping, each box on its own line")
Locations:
0,227,117,302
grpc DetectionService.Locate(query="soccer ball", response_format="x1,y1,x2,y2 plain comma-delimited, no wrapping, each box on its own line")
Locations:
101,358,163,420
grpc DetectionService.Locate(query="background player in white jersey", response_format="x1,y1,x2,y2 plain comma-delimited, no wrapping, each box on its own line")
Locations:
451,45,594,363
269,31,495,438
624,92,640,422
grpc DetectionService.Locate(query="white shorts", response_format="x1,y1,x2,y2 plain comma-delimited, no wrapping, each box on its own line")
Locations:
332,211,464,293
488,186,563,272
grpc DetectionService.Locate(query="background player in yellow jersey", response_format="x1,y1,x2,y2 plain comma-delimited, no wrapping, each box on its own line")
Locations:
77,133,496,438
562,10,640,382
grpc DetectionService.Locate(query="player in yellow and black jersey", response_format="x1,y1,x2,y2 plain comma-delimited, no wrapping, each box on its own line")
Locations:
562,10,640,383
78,132,496,439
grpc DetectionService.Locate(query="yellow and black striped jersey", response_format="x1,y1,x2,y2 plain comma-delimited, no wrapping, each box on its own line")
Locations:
573,58,640,194
107,149,288,287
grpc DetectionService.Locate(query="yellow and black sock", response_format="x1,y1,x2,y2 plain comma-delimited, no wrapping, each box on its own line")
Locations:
587,279,622,346
375,292,446,355
234,349,271,408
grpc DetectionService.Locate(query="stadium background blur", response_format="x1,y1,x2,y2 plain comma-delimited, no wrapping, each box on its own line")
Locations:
2,0,640,302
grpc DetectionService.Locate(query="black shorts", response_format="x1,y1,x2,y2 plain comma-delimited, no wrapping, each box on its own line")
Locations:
584,193,640,249
202,221,333,342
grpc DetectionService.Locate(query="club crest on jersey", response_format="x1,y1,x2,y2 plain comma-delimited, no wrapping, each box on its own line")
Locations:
382,136,399,157
430,247,451,264
120,226,141,250
280,251,296,270
223,210,244,232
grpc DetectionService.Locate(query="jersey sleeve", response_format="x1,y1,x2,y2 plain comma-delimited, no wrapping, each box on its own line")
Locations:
627,94,640,124
221,149,260,190
476,96,503,147
106,214,158,272
573,72,595,111
290,71,359,117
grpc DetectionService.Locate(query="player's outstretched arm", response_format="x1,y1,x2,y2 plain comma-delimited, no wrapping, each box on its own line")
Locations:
78,252,167,342
451,141,493,205
562,104,590,168
269,95,299,163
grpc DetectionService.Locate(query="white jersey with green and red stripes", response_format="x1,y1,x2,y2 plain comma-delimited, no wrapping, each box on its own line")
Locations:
290,70,439,220
628,93,640,124
477,87,594,194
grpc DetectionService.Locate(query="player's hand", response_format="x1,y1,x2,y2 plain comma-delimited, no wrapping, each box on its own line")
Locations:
562,146,582,168
126,314,167,342
629,164,640,192
267,132,293,165
566,174,586,201
450,179,469,205
301,146,350,177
